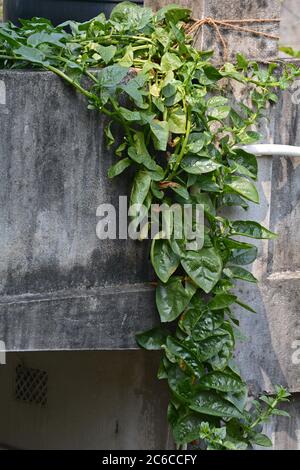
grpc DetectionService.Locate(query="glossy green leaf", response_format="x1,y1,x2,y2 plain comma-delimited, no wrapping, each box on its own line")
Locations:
223,266,257,283
229,246,258,265
229,148,257,179
181,248,223,293
181,156,222,174
196,333,233,361
225,176,259,203
231,221,277,239
151,238,180,283
156,277,196,322
250,433,272,448
208,293,237,310
165,337,203,377
199,371,245,392
189,391,243,418
136,326,168,350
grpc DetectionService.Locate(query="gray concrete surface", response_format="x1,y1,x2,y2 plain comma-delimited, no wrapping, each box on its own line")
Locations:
0,351,172,450
280,0,300,50
0,70,158,350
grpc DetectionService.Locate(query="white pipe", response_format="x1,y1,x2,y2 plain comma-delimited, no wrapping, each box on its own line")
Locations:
239,144,300,157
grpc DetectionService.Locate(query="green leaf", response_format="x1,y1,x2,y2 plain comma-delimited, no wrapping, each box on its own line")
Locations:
181,248,223,293
236,53,249,69
98,65,129,103
235,298,256,313
151,239,180,283
130,170,151,208
97,45,117,64
208,293,237,310
150,120,169,151
173,413,208,445
179,295,207,336
15,45,47,65
202,65,223,82
171,184,190,200
108,157,131,178
250,433,272,448
207,96,229,107
209,106,231,120
156,277,196,322
118,44,134,67
119,72,148,108
104,121,115,147
156,4,191,24
199,371,245,392
187,133,209,154
189,391,243,418
280,46,300,58
223,266,257,283
181,156,222,174
231,221,277,239
161,52,182,72
119,107,141,121
128,132,163,174
229,148,257,179
165,337,203,377
168,110,186,134
167,364,198,401
110,2,152,31
136,327,168,350
239,131,262,144
221,193,249,209
229,246,258,265
27,31,67,47
225,176,259,203
191,332,232,362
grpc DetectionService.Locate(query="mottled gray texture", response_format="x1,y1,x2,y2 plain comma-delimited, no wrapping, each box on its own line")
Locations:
280,0,300,50
145,0,280,61
0,351,173,450
0,70,157,350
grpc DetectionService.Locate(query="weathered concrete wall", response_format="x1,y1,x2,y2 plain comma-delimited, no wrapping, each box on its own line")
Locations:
0,70,158,351
146,0,280,61
0,351,172,450
280,0,300,49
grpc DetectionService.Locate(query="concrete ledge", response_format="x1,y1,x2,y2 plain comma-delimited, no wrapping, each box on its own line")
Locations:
0,284,157,351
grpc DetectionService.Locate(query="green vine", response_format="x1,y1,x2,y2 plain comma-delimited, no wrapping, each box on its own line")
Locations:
1,2,298,450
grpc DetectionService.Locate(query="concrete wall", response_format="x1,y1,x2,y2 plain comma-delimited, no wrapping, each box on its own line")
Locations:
280,0,300,50
0,351,172,450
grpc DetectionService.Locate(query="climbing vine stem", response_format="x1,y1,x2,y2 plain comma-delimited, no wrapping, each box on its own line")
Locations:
0,2,298,450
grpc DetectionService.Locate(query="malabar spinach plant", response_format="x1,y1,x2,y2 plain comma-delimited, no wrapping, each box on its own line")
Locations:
0,2,298,450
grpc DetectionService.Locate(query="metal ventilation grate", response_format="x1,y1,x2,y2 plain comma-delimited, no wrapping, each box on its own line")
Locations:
15,364,48,407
